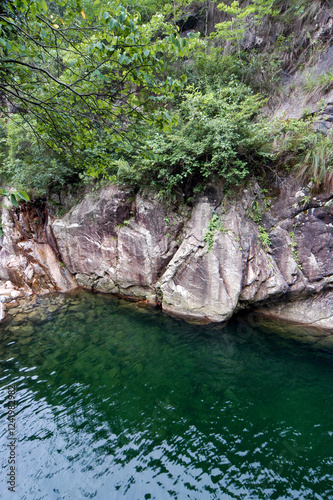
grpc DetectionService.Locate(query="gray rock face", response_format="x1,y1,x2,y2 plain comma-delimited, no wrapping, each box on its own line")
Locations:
158,201,287,323
296,207,333,281
52,186,130,278
1,180,333,330
256,291,333,331
49,181,333,329
52,186,185,298
258,182,333,328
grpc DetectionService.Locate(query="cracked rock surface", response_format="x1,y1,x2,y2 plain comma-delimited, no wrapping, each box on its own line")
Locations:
1,181,332,329
51,182,333,328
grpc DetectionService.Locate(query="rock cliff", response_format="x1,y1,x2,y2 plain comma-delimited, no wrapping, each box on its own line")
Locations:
1,179,331,329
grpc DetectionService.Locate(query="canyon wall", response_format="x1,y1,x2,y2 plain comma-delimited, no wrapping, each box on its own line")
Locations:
1,180,332,331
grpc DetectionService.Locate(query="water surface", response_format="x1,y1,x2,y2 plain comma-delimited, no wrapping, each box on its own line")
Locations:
0,292,332,499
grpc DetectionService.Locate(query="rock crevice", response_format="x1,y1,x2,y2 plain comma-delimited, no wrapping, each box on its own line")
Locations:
0,181,332,329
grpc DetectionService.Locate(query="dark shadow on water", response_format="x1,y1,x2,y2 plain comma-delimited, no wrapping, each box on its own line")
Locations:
0,291,332,499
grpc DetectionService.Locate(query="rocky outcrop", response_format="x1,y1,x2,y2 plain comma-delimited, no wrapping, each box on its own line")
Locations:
157,198,287,323
0,197,77,296
1,180,332,330
272,43,333,130
52,186,186,299
50,185,288,323
48,180,332,329
256,291,333,330
157,180,331,327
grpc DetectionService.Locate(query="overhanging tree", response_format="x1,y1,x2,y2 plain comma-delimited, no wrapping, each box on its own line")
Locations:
0,0,194,175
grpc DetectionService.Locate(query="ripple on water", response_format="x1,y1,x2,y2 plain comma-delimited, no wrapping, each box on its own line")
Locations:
0,291,332,499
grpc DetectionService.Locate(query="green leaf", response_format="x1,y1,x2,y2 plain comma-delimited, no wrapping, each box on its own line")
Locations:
109,19,118,29
10,194,18,207
118,13,126,23
39,0,48,12
17,191,30,201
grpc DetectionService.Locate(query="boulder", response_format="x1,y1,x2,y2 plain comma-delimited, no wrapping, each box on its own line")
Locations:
159,199,287,323
52,186,185,298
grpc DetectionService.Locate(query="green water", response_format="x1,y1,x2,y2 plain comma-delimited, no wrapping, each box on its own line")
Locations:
0,292,332,499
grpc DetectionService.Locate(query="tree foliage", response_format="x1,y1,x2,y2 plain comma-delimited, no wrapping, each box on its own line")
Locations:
1,115,77,194
0,0,194,171
215,0,278,42
116,81,271,197
1,0,329,199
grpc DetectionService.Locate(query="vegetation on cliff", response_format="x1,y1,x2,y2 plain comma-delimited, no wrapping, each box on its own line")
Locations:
0,0,332,199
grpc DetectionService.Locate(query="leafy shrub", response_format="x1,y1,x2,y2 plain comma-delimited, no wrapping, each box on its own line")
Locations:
258,225,271,249
0,117,79,195
204,213,229,252
191,48,244,87
117,81,271,197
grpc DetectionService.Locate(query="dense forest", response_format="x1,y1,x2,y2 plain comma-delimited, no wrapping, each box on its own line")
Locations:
0,0,332,204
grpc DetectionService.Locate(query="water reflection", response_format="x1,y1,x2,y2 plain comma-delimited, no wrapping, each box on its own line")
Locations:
0,292,332,499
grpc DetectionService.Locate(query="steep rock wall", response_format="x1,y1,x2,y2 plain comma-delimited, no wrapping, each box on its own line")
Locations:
52,186,187,300
46,181,333,329
0,180,332,329
0,198,77,295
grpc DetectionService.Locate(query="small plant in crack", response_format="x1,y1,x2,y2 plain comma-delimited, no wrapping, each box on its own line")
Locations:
204,214,229,252
258,225,271,249
289,231,303,269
